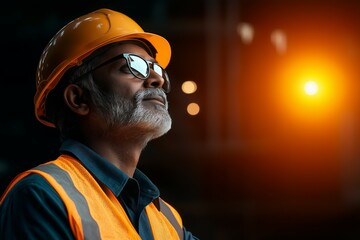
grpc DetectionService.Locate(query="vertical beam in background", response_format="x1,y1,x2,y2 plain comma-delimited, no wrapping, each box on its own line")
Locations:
205,0,222,149
150,0,168,31
341,111,360,205
205,0,243,149
225,0,242,147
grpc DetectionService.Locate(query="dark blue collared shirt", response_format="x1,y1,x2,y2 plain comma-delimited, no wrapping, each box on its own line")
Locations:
0,139,198,240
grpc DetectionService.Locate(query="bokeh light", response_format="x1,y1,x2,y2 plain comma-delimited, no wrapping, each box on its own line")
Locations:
181,81,197,94
187,103,200,115
237,22,255,44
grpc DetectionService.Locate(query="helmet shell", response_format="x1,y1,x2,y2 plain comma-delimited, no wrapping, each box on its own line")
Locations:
34,8,171,127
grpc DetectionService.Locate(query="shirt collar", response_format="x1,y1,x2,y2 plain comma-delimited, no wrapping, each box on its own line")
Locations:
59,138,160,199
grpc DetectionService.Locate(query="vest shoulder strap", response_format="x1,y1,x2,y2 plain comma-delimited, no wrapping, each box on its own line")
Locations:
155,197,184,240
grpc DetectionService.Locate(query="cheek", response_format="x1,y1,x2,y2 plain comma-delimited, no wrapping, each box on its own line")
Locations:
109,80,140,99
93,68,143,98
109,76,144,97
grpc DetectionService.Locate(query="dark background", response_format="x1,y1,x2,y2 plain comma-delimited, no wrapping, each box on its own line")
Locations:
2,0,360,239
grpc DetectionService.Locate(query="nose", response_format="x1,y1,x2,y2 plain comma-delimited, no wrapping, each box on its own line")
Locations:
143,69,165,90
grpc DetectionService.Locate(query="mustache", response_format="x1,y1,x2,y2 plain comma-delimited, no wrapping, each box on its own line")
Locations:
134,88,168,108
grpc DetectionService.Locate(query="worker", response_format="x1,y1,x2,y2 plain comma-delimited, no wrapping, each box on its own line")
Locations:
0,8,199,240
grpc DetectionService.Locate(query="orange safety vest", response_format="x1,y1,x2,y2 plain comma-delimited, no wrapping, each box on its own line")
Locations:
1,155,184,240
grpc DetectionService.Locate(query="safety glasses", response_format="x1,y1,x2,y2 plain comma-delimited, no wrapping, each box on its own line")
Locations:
92,53,170,93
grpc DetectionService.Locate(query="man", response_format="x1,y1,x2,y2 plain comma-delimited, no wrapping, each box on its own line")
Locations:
0,8,198,240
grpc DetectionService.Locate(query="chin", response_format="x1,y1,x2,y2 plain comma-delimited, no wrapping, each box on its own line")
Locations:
140,114,172,140
152,121,172,139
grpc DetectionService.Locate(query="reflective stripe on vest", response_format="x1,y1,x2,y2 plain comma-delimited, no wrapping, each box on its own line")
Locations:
1,155,183,240
158,199,184,239
35,164,101,239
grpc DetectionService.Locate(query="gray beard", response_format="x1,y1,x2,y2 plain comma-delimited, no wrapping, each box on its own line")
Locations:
91,87,172,140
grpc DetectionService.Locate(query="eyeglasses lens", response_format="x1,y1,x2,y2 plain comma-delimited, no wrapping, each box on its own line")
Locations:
153,64,164,78
128,55,149,79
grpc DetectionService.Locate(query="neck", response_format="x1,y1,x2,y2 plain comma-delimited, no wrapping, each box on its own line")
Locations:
83,127,152,177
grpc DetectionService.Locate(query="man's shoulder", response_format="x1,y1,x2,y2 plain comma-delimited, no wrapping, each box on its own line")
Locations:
1,171,59,205
0,170,74,240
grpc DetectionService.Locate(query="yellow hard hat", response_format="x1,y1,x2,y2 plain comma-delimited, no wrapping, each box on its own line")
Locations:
34,8,171,127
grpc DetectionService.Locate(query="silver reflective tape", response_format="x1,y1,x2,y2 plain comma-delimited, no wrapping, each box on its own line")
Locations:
35,164,101,240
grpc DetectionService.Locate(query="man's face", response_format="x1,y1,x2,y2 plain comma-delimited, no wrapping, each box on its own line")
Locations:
88,42,172,139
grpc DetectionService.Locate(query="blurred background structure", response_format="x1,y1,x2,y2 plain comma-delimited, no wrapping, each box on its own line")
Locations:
2,0,360,239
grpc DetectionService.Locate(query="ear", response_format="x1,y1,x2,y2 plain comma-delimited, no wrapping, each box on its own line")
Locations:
63,84,90,116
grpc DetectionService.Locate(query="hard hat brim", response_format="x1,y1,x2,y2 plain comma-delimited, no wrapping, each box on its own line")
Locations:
91,32,172,68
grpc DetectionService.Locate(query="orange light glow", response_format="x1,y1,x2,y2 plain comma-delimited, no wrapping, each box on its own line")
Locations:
304,80,318,95
277,54,345,122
